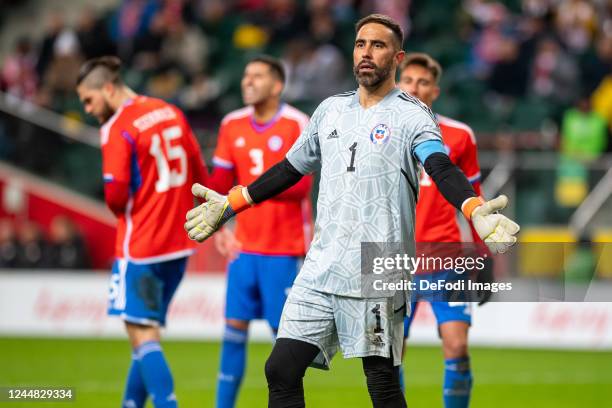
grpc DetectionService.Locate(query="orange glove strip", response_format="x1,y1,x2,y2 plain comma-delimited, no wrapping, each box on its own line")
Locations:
227,186,253,213
461,196,485,220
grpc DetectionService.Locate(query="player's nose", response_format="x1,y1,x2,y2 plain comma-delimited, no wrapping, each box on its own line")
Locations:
358,44,373,59
361,47,373,58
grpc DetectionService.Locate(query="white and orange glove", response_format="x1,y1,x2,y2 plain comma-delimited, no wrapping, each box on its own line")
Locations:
185,183,253,243
462,195,520,254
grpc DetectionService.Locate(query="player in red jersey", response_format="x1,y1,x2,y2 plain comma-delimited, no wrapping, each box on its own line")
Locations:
398,53,486,408
207,56,312,408
76,56,208,408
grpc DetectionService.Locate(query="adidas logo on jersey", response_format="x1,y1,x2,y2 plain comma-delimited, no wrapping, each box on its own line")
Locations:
327,129,339,139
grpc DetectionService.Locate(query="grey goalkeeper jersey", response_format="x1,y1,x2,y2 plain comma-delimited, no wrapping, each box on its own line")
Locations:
286,87,442,298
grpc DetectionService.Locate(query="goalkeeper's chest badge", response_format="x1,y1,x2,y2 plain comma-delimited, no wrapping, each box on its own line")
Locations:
370,124,391,145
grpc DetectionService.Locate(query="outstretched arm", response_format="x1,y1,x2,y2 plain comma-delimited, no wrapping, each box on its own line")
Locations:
184,159,305,242
414,140,520,254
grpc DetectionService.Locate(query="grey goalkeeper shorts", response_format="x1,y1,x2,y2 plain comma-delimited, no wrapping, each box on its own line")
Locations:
277,284,407,369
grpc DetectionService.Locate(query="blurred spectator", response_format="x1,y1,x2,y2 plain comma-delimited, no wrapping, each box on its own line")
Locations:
38,29,84,111
0,219,19,268
487,36,526,97
555,0,598,54
467,2,517,79
16,221,51,269
0,37,38,101
581,33,612,94
464,0,509,26
160,19,209,77
522,0,555,18
529,37,579,105
110,0,161,62
555,95,608,207
35,11,65,81
145,66,184,102
331,0,360,24
592,73,612,131
0,119,14,160
309,9,339,46
361,0,411,37
237,0,266,12
76,7,117,60
282,36,349,103
560,96,608,161
178,73,222,111
253,0,308,45
48,216,90,270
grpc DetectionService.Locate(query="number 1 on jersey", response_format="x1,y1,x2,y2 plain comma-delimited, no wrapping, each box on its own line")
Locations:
347,142,357,172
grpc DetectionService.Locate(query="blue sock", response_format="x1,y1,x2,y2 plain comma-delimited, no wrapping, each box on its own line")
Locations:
398,364,405,393
443,357,472,408
216,325,248,408
123,354,147,408
136,341,177,408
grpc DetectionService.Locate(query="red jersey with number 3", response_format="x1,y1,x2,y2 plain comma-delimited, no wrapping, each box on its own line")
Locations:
415,115,482,243
211,104,312,255
101,96,208,262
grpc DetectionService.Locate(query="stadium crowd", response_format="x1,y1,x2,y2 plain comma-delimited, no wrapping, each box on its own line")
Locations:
1,0,611,138
0,216,89,269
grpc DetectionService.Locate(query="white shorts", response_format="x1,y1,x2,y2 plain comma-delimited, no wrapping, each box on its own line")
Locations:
277,285,407,369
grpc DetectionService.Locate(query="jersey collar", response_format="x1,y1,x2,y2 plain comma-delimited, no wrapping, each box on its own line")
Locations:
350,87,400,110
250,103,285,133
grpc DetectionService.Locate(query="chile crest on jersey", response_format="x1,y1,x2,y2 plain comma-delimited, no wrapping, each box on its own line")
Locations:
370,123,391,145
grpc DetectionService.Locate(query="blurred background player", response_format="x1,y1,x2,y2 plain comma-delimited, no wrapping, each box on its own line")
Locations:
398,53,486,408
76,56,208,408
206,55,312,408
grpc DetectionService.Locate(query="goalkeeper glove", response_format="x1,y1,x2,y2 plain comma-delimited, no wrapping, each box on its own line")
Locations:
185,183,253,243
462,195,520,254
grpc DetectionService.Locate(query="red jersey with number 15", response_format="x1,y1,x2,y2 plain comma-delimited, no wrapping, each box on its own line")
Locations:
101,95,208,262
415,115,482,243
211,104,312,256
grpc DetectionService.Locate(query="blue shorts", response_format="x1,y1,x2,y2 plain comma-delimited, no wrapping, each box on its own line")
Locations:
404,301,472,337
404,270,472,337
108,257,187,326
225,252,299,329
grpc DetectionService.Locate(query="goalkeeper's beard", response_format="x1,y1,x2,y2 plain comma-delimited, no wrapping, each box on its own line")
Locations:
354,60,392,89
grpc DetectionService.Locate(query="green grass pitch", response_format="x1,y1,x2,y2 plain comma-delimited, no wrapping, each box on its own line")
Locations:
1,337,610,407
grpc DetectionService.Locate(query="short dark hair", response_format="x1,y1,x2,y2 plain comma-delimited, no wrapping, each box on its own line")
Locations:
400,53,443,84
355,14,404,50
248,55,286,84
76,56,123,88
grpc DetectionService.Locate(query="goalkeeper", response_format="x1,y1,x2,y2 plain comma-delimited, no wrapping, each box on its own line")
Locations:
186,13,519,408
